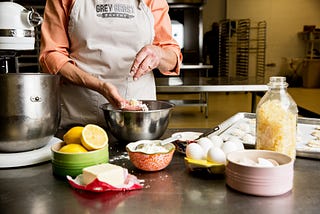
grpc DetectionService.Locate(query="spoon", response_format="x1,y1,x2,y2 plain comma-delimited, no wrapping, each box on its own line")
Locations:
160,134,182,146
134,134,182,150
194,126,220,140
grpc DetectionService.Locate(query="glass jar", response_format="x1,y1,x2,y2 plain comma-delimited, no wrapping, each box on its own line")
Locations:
255,76,298,159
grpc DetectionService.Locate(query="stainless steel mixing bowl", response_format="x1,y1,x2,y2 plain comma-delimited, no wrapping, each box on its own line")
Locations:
0,73,60,152
101,100,174,142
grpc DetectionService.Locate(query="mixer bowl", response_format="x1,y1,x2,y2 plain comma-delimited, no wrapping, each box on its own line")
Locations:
0,73,60,152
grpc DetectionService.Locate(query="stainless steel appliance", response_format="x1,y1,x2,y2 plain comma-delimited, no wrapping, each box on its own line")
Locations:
0,73,61,152
0,1,60,153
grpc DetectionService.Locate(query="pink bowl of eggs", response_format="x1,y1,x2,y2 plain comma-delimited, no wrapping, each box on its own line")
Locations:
184,134,245,174
225,150,294,196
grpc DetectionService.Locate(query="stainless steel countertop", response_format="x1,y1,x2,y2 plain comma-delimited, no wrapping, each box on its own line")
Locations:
1,128,320,214
156,76,268,93
180,63,213,70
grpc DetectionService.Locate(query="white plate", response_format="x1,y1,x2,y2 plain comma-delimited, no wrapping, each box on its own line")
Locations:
0,137,61,168
172,132,203,154
172,131,203,142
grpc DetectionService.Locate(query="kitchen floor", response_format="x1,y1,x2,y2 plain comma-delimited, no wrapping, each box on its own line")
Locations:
158,88,320,129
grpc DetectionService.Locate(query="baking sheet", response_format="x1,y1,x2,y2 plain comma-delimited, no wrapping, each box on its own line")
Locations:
209,112,320,159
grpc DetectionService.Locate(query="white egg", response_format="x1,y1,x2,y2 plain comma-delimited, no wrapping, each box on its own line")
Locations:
257,158,277,167
221,134,232,141
197,137,213,155
230,128,245,138
238,157,257,166
186,143,205,160
208,135,223,148
226,136,243,143
237,122,251,132
241,134,255,145
207,147,226,164
221,141,239,155
233,141,245,151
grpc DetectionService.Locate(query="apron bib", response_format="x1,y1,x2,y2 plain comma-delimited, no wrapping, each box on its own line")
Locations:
61,0,155,128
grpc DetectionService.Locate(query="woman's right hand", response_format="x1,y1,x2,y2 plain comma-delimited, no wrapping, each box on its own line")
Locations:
99,82,128,109
59,62,127,109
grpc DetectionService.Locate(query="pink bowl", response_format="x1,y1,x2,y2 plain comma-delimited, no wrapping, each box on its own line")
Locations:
126,140,175,172
226,150,294,196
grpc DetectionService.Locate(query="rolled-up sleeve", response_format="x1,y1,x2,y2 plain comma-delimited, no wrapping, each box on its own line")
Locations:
147,0,183,75
39,0,74,74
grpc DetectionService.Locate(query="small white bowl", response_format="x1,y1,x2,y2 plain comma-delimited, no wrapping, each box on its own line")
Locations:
226,150,294,196
171,132,203,154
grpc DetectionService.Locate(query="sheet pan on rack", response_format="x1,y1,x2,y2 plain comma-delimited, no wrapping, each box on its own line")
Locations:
210,112,320,159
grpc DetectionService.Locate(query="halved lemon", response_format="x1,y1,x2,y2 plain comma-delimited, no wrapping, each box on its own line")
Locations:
59,143,88,153
81,124,108,150
63,126,84,144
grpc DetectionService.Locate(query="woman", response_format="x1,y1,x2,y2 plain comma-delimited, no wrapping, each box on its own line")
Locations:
39,0,182,128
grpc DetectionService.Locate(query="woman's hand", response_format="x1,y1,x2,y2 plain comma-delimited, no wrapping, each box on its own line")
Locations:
130,44,179,80
99,82,128,109
59,62,127,109
130,44,162,80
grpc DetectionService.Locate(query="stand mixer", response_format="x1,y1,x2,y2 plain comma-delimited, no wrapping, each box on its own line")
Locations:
0,1,43,73
0,2,61,165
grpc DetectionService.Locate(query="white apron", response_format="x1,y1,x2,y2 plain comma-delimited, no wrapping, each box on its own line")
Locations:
60,0,155,128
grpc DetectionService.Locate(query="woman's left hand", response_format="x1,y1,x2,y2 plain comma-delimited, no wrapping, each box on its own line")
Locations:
130,44,161,80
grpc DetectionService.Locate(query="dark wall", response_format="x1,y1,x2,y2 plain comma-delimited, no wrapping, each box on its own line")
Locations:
169,6,202,64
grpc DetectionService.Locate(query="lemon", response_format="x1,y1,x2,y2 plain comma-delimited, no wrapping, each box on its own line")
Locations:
63,126,84,144
81,124,108,150
59,143,88,153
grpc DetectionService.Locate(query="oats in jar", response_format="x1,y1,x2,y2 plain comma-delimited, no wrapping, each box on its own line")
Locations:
256,99,297,159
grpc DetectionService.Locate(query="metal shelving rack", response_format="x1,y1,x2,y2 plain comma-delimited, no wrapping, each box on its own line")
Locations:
255,21,267,78
235,19,250,77
218,19,267,78
218,20,233,77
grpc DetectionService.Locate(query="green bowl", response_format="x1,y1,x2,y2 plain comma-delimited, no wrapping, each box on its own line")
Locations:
51,142,109,178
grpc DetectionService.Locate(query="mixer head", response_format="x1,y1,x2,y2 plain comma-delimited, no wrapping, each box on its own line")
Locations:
0,1,42,50
0,1,43,73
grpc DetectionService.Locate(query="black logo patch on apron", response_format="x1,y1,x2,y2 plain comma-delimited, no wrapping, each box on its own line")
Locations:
96,3,135,19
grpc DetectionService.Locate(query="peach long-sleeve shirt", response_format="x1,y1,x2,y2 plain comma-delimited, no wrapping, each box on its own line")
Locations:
39,0,182,75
